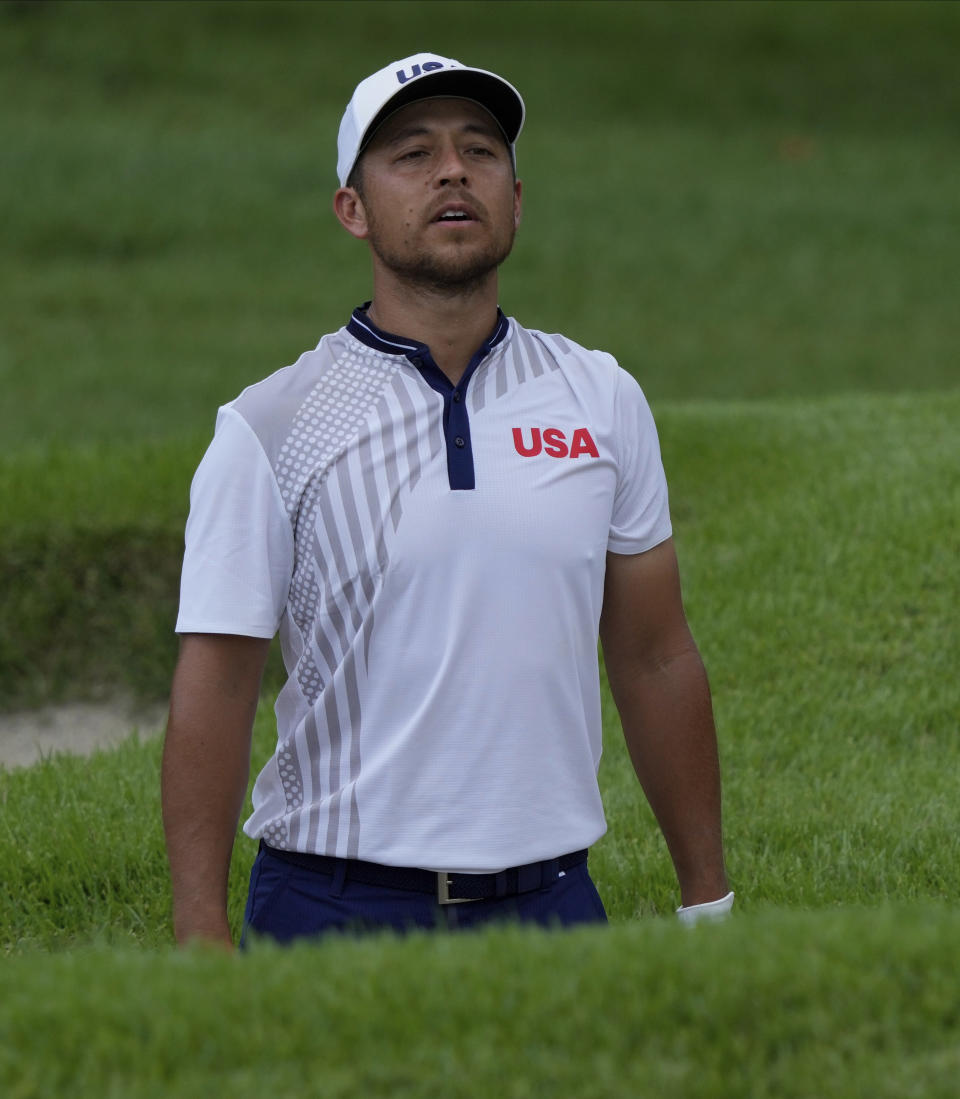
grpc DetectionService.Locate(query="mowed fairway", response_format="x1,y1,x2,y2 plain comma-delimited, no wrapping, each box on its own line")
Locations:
1,2,958,1095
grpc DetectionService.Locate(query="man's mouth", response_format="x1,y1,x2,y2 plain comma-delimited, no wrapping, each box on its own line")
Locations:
432,205,478,224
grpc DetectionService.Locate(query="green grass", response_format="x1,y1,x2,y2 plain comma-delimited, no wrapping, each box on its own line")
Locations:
3,392,957,950
2,2,959,1092
1,909,959,1098
2,0,959,451
0,439,196,706
0,435,287,708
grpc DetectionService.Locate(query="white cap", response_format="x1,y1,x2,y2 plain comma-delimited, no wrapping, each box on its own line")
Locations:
336,52,525,186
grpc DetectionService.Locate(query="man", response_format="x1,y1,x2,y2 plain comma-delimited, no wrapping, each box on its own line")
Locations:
161,53,732,949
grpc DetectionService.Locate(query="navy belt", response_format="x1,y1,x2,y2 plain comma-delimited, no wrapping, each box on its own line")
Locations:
261,841,587,905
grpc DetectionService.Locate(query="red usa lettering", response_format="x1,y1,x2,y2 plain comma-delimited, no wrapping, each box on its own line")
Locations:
512,427,600,459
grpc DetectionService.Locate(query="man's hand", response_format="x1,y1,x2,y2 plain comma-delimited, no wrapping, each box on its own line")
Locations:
161,633,271,948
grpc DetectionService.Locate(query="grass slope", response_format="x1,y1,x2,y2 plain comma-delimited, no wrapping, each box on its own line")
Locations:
3,385,957,712
0,435,285,707
2,391,956,951
0,439,198,707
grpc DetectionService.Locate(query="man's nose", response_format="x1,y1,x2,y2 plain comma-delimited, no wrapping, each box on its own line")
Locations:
435,142,468,186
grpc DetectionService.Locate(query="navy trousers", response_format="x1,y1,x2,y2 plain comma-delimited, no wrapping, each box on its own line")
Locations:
240,842,608,946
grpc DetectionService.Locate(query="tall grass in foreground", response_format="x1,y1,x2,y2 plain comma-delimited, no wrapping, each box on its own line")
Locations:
1,910,958,1097
2,391,957,951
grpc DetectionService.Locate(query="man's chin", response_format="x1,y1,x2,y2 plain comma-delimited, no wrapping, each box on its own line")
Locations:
373,241,514,294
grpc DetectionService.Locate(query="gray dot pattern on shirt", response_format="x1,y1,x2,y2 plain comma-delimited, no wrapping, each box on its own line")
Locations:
262,744,303,848
270,350,401,817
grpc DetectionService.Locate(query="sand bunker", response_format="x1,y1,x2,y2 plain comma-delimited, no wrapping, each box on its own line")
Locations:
0,699,168,770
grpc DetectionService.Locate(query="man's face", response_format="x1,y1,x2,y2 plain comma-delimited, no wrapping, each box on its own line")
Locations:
349,97,522,293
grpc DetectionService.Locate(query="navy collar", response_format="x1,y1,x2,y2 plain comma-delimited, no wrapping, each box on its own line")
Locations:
347,302,510,363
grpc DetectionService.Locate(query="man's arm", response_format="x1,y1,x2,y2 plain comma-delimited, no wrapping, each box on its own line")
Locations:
599,538,729,909
161,633,271,948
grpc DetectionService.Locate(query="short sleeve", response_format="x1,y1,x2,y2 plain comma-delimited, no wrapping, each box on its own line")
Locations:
607,370,673,554
175,406,294,637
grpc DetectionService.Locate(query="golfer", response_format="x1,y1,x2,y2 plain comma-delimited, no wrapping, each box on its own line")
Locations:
161,53,732,947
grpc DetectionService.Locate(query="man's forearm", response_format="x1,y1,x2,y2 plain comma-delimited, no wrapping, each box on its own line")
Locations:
609,643,729,907
161,714,252,947
161,635,268,947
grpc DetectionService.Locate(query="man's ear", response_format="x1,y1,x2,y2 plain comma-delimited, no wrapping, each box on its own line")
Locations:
513,179,523,230
333,187,369,240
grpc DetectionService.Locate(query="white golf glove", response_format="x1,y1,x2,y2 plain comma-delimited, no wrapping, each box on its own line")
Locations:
676,890,735,926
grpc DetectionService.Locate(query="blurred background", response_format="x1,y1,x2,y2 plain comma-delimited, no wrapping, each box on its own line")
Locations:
2,0,958,452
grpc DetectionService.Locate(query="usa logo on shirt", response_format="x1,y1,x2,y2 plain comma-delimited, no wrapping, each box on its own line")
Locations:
512,427,599,459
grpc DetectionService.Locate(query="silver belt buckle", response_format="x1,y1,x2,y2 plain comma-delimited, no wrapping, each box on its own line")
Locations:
437,873,475,905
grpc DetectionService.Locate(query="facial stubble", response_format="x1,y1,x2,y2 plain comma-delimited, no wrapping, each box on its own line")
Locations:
364,204,517,296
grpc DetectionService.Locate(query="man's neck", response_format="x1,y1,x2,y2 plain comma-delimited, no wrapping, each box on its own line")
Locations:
366,274,500,387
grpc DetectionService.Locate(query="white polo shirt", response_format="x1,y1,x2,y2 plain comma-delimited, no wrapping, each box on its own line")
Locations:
176,307,672,872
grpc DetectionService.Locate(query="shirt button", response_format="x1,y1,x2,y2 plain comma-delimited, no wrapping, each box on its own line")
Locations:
454,436,466,448
453,391,462,403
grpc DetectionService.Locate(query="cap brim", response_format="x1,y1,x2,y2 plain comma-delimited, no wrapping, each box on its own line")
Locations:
358,69,524,157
